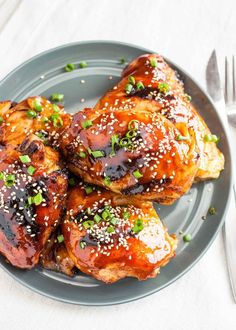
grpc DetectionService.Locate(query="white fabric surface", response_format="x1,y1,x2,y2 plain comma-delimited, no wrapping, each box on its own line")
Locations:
0,0,236,329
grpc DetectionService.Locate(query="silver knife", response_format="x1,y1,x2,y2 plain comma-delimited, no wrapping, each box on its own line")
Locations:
206,50,236,302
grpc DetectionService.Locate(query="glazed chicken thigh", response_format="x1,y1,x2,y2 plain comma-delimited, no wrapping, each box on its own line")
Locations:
96,54,224,180
62,182,177,283
0,96,71,149
60,107,199,204
0,136,67,268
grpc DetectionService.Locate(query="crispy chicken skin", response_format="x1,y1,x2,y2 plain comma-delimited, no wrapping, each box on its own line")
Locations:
40,230,75,276
60,107,199,204
62,182,177,283
0,96,71,149
0,136,68,269
96,54,224,180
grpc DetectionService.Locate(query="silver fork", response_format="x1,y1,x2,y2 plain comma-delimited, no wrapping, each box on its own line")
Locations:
225,56,236,126
223,55,236,302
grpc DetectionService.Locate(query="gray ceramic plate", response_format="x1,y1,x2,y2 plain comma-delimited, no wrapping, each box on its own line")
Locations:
0,41,232,306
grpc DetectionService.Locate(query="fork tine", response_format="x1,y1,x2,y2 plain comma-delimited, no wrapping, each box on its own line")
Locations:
225,56,229,103
233,55,236,102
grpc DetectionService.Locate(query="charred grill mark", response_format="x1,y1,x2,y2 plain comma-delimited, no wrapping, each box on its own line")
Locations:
0,213,16,244
121,178,171,196
18,139,40,156
80,233,98,247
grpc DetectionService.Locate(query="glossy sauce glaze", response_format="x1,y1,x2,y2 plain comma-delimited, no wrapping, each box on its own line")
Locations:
95,53,224,180
0,96,71,149
62,183,177,283
60,107,199,204
0,138,68,268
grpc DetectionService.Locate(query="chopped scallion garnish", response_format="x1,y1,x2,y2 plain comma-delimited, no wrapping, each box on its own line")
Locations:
33,99,42,112
204,134,219,143
128,76,136,85
50,93,64,102
132,218,144,234
27,110,37,119
133,169,143,179
183,234,192,242
19,155,31,163
79,61,88,68
150,58,158,68
81,120,93,129
65,63,75,72
158,82,170,94
136,81,144,90
57,234,64,243
27,166,35,176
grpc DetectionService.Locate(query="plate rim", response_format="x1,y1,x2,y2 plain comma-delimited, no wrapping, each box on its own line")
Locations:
0,40,233,306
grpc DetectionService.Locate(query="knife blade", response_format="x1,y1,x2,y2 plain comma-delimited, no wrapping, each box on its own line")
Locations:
206,50,236,303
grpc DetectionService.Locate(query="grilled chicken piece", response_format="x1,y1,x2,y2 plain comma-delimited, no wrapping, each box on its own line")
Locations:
62,182,177,283
96,54,224,180
40,229,75,276
60,107,199,204
0,136,67,268
0,96,71,149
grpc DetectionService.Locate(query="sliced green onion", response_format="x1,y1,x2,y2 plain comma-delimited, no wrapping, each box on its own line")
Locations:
110,134,120,157
57,234,64,243
85,185,93,195
19,155,31,163
78,151,86,158
128,120,139,130
176,135,189,141
33,192,44,206
42,117,49,123
120,57,126,64
87,207,91,215
158,82,170,94
94,214,101,223
5,174,15,187
204,134,219,143
208,206,217,215
125,83,133,94
123,211,130,220
0,172,4,180
27,110,37,119
136,81,144,90
150,58,158,67
79,61,88,68
49,113,63,128
69,178,76,186
81,120,93,129
183,234,192,242
83,220,94,229
50,93,64,102
27,166,35,176
0,116,3,125
119,137,131,148
52,104,60,112
110,217,118,225
107,226,115,233
102,210,110,220
128,76,136,85
65,63,75,72
104,176,111,186
79,241,86,249
132,218,144,234
126,130,137,138
184,93,192,102
133,169,143,179
89,149,105,158
33,99,42,112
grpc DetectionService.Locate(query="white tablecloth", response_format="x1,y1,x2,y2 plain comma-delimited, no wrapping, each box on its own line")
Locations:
0,0,236,329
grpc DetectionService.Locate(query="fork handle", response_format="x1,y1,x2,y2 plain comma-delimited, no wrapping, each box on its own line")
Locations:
227,112,236,127
223,186,236,302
